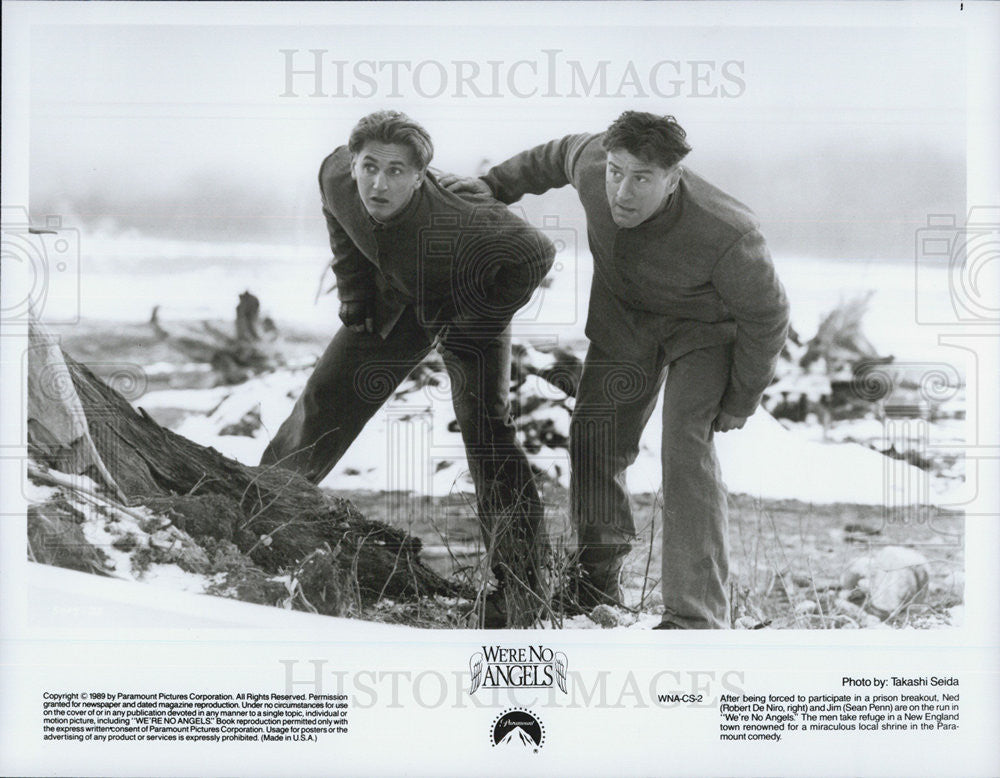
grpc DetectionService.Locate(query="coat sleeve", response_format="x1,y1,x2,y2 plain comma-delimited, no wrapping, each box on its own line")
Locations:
480,133,595,204
711,230,790,417
319,162,375,304
447,218,556,343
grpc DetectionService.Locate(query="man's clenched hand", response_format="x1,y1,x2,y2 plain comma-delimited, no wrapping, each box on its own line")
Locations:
712,411,747,433
339,300,374,333
436,173,493,198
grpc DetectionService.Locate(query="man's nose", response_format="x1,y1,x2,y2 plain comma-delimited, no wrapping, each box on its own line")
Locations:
615,178,632,203
371,172,388,190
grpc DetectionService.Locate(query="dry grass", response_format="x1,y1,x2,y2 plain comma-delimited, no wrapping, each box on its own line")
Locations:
343,487,965,630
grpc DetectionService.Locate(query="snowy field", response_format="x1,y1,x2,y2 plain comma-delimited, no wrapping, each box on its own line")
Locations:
23,232,968,631
54,232,964,508
47,229,960,363
136,361,963,508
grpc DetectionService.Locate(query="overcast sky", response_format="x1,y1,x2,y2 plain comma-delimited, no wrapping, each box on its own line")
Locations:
28,15,966,258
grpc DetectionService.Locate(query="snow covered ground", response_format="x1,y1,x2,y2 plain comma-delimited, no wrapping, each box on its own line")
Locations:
25,562,413,633
45,230,964,508
56,231,962,365
138,353,965,508
23,233,968,631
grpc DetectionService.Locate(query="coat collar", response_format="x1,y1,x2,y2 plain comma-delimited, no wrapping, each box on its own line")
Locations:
365,185,426,231
618,176,685,235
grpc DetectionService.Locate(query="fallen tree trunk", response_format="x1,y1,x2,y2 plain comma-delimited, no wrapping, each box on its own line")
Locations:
150,291,282,384
29,341,462,610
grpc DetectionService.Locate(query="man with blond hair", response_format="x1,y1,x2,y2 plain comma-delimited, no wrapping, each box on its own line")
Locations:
262,111,555,627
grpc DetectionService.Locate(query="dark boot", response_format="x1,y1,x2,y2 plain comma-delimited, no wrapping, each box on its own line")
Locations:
473,585,543,629
575,543,630,609
482,589,508,629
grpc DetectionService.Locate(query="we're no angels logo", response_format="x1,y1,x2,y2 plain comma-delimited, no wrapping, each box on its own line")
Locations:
469,645,567,694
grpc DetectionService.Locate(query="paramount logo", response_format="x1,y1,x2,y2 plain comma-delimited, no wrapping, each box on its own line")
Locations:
469,645,568,694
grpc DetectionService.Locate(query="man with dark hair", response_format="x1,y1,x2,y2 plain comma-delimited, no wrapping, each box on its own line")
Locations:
443,111,789,629
261,110,555,627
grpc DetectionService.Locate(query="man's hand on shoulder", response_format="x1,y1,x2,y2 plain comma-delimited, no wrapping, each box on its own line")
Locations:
339,300,374,333
712,411,747,433
437,173,493,198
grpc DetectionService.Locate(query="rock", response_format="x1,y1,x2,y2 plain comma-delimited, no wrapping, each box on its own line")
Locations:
27,499,110,574
219,406,263,437
149,525,212,573
841,546,930,618
834,595,884,628
795,600,819,615
938,569,964,597
843,522,881,536
588,604,623,628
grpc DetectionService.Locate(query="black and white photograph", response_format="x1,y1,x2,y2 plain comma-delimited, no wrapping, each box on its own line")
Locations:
2,2,998,776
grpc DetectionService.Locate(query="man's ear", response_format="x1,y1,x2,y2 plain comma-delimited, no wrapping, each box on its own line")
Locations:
349,155,358,181
666,164,683,193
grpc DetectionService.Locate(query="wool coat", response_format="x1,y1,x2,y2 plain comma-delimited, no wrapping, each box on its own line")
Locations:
321,146,555,344
481,133,789,417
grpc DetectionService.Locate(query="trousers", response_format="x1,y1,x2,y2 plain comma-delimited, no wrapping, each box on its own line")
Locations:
260,307,545,592
569,341,732,629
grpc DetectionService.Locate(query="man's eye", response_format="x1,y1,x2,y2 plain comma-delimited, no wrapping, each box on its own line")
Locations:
364,164,378,174
636,176,647,184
